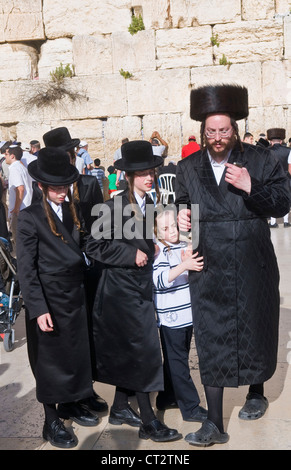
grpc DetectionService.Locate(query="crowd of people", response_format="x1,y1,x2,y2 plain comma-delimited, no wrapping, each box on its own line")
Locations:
1,84,291,449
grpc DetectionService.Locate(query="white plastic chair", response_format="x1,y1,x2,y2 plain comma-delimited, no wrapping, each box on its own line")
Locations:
147,189,157,205
158,173,176,204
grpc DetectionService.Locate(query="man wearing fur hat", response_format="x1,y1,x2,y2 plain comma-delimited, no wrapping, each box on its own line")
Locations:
267,127,291,228
175,84,290,446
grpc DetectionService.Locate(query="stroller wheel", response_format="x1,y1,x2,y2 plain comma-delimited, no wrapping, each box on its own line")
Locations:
3,330,14,352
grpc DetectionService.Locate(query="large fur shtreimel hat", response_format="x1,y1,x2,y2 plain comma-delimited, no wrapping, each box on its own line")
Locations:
267,128,286,140
190,84,249,122
114,140,163,171
28,147,79,186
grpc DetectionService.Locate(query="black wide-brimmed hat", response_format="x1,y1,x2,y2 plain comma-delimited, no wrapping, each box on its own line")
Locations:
190,84,249,122
114,140,163,171
43,127,80,151
267,128,286,140
28,147,79,186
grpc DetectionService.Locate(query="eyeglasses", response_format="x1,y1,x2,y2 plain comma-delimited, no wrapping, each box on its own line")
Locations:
205,129,233,139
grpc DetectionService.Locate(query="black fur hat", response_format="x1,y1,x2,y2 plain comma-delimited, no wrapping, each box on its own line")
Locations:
190,84,249,122
28,147,79,186
114,140,163,171
43,127,80,151
267,128,286,140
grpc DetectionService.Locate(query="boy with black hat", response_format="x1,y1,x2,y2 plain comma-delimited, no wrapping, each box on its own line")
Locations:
17,147,99,448
86,140,181,443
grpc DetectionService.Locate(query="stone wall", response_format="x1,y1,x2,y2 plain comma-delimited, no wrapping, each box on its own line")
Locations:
1,0,291,164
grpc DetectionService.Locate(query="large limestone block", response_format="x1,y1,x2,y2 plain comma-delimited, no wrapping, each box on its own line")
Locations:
103,116,143,160
0,0,44,42
112,30,155,73
190,62,263,107
73,35,113,76
38,39,74,80
262,60,290,106
276,1,291,14
241,0,275,20
213,19,284,63
43,0,132,38
140,0,241,29
189,0,241,25
76,75,128,119
0,43,33,80
156,26,213,69
284,16,291,60
126,68,190,116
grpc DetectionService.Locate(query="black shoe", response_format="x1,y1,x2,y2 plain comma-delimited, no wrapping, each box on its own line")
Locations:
284,222,291,228
43,418,77,449
58,402,100,427
156,397,178,411
139,419,182,442
269,223,278,228
238,392,268,420
79,394,108,413
185,419,229,447
184,405,208,422
109,405,141,427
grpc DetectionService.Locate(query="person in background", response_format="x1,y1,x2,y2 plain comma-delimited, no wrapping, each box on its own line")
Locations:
150,131,168,159
5,145,32,256
181,136,200,159
267,127,291,228
242,132,254,145
153,206,207,423
77,141,93,175
91,158,105,192
114,138,129,190
107,165,117,196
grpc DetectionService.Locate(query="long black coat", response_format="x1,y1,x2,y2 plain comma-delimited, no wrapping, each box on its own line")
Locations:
86,190,163,393
175,143,290,388
16,201,93,404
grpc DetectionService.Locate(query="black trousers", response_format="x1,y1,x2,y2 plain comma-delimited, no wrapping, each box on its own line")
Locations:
158,325,200,419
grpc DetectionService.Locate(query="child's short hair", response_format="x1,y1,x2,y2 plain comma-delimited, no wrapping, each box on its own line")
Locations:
94,158,100,166
107,165,115,174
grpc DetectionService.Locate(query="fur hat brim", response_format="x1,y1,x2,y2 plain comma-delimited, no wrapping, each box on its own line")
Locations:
190,84,249,121
267,128,286,140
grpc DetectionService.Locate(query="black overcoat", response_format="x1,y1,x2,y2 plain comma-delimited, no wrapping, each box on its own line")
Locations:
86,190,163,393
16,201,93,404
175,143,291,388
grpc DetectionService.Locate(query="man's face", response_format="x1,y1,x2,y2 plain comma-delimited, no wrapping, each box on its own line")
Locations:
5,149,13,165
204,114,236,161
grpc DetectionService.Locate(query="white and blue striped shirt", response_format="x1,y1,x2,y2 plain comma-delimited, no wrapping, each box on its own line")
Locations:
153,240,193,329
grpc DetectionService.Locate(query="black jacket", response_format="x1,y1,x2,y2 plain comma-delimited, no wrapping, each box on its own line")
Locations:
175,143,290,387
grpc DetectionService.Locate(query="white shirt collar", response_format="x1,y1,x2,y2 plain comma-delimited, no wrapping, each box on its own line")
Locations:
134,191,146,215
47,200,63,221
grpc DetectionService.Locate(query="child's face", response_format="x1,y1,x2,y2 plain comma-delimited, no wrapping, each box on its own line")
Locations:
41,184,69,205
157,211,179,244
134,169,155,195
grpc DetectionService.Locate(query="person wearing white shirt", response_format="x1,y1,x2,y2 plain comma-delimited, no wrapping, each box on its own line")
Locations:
5,145,32,254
